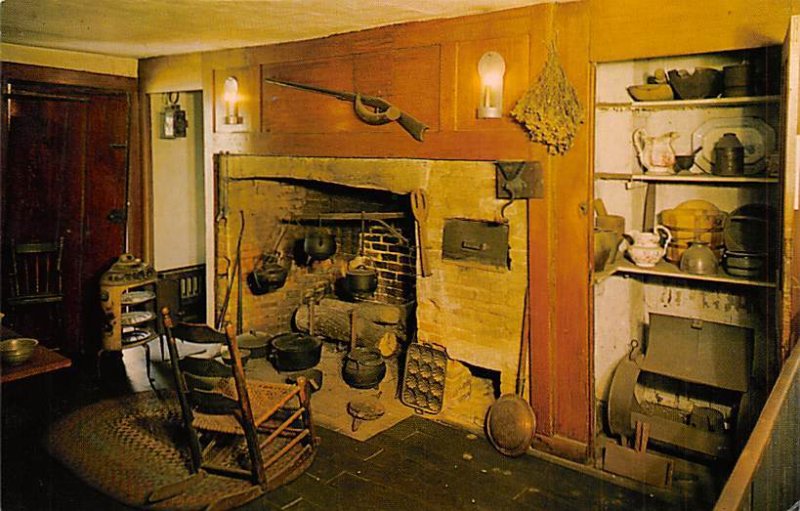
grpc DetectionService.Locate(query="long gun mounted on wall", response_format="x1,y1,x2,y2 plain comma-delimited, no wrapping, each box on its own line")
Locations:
264,77,428,142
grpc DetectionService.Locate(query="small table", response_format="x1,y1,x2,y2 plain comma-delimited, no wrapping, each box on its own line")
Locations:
1,328,72,383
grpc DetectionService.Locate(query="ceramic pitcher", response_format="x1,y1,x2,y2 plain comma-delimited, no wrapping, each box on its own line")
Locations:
626,225,672,267
633,129,678,174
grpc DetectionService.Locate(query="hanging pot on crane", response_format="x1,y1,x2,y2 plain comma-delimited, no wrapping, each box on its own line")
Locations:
304,228,337,260
247,253,289,295
346,261,378,295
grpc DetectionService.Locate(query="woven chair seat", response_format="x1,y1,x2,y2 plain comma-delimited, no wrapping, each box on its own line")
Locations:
192,379,298,434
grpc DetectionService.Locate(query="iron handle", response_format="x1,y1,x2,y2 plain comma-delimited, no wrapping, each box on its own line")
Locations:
107,208,127,224
461,240,488,251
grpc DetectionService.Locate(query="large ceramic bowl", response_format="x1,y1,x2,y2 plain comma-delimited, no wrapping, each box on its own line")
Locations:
1,338,38,365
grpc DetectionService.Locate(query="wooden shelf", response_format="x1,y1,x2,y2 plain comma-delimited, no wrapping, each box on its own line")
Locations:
596,95,780,111
595,172,779,184
595,259,776,288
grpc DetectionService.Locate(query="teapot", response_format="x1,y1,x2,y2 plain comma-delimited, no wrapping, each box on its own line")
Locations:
633,129,678,175
625,225,672,267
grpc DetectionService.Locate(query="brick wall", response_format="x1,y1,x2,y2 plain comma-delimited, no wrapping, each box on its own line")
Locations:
217,175,415,339
361,222,416,305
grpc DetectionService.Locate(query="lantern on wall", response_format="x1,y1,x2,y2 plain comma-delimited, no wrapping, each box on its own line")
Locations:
160,92,187,139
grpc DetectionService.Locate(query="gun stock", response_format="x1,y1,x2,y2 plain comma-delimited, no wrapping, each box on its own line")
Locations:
265,77,428,142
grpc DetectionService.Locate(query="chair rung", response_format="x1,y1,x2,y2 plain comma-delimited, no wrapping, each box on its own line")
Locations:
257,425,304,435
201,462,253,479
259,408,306,450
263,429,310,469
251,385,303,425
7,295,64,305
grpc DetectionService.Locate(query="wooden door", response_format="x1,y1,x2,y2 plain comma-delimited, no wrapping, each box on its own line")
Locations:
780,15,800,364
81,94,131,352
1,84,129,354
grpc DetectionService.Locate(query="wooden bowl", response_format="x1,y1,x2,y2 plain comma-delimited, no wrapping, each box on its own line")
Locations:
667,68,722,99
627,84,674,102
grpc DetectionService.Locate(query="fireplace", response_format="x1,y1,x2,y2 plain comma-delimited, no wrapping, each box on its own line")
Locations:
215,155,529,428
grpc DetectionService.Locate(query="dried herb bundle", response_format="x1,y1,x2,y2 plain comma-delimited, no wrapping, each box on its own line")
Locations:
511,41,584,155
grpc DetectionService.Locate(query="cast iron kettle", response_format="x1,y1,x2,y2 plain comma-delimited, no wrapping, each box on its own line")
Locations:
247,253,289,295
342,347,386,389
304,228,337,261
268,332,322,372
342,309,386,389
346,261,378,295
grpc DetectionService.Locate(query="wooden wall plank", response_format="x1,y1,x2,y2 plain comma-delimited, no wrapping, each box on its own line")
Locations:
550,0,592,449
590,0,793,62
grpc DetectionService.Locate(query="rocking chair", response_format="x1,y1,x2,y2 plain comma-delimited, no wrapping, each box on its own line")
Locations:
153,307,317,506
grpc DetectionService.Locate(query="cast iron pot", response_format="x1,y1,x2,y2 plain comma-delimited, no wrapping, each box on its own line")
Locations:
304,229,337,260
236,330,270,358
342,347,386,389
247,254,289,295
346,264,378,294
268,332,322,372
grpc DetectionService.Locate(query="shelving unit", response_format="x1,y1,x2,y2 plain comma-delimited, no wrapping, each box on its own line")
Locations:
99,254,160,384
592,47,785,465
120,285,158,349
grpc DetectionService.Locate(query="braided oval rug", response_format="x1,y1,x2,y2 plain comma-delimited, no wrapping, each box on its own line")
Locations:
45,391,307,511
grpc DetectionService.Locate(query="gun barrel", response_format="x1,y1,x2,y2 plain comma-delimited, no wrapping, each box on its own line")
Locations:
264,77,355,102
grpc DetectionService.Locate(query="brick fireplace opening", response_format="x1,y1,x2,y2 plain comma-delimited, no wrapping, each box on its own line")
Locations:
215,155,528,430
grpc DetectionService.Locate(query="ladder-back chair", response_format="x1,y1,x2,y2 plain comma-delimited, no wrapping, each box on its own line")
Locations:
157,307,317,501
6,238,65,335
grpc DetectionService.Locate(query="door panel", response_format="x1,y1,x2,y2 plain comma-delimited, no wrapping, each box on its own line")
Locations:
1,86,129,354
3,94,88,351
82,95,130,351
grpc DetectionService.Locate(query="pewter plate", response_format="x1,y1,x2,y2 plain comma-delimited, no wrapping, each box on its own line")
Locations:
692,117,775,175
121,310,155,326
121,290,156,305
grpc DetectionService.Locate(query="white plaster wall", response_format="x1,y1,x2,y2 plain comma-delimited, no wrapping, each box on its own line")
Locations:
151,91,206,270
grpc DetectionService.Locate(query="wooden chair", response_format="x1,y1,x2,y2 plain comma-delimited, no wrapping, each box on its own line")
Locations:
6,238,65,336
155,307,317,504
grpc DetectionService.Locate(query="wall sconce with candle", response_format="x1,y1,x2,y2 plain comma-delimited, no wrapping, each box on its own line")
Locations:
223,76,243,125
477,51,506,119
